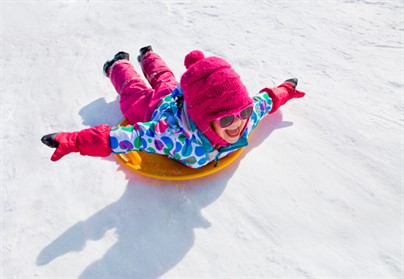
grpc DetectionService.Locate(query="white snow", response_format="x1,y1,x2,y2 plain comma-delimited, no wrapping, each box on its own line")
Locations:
1,0,403,278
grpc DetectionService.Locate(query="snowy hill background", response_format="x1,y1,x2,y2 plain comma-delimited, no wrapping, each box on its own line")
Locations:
1,0,403,278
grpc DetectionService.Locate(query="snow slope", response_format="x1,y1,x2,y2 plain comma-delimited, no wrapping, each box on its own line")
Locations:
1,0,403,278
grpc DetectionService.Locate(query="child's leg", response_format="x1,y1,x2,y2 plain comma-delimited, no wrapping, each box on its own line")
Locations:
109,60,155,124
139,51,178,118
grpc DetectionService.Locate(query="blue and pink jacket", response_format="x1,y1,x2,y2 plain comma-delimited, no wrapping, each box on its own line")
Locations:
97,52,274,168
110,85,273,168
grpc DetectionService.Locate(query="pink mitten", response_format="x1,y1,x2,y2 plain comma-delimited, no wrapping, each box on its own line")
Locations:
261,78,305,114
41,124,112,161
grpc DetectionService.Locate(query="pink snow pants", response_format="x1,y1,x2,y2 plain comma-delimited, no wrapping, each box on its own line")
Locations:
108,52,178,124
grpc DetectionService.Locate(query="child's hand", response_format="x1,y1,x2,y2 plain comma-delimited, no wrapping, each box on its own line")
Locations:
284,78,299,88
262,78,305,114
41,125,112,161
41,132,80,161
279,78,305,99
41,133,59,148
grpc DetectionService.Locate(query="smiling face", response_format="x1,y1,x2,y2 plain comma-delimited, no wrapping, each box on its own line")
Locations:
210,116,248,144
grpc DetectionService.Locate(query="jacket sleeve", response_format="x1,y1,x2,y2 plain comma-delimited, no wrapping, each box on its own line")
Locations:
248,92,273,130
110,120,173,154
109,119,213,169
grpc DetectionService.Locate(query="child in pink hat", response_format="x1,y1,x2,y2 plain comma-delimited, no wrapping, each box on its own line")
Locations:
42,46,305,168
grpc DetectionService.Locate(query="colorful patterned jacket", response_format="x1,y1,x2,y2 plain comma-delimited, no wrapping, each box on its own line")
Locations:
109,85,273,168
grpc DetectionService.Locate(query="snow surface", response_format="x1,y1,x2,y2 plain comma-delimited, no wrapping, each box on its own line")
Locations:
1,0,403,278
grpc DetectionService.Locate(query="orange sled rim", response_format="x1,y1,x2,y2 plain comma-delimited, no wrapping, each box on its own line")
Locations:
114,120,244,181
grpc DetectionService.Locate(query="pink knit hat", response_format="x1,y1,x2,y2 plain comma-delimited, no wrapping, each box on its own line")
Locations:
180,50,253,148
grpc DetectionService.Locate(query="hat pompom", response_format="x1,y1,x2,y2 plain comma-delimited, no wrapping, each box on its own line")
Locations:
184,50,205,69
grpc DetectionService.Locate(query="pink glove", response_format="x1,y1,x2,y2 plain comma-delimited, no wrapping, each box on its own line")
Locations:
41,124,112,161
261,78,305,114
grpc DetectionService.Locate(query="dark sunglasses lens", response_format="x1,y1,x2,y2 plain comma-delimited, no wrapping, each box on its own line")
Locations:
219,115,235,127
240,106,253,119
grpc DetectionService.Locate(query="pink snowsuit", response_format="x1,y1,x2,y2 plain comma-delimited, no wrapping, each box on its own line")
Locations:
108,52,178,124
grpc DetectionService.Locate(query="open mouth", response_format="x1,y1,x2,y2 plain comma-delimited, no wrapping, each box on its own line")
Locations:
225,127,240,138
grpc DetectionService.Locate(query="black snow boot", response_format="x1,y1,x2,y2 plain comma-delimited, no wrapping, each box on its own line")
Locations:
103,51,130,77
137,45,153,62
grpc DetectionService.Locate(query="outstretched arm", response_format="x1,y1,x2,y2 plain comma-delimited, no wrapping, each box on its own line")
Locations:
41,124,112,161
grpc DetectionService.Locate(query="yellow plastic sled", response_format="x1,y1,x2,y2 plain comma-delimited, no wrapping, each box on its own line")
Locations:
115,120,244,180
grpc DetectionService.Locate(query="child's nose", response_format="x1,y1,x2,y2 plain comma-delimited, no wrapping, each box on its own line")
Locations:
233,116,242,124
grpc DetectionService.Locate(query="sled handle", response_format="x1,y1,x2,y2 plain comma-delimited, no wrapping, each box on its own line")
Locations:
120,152,142,170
